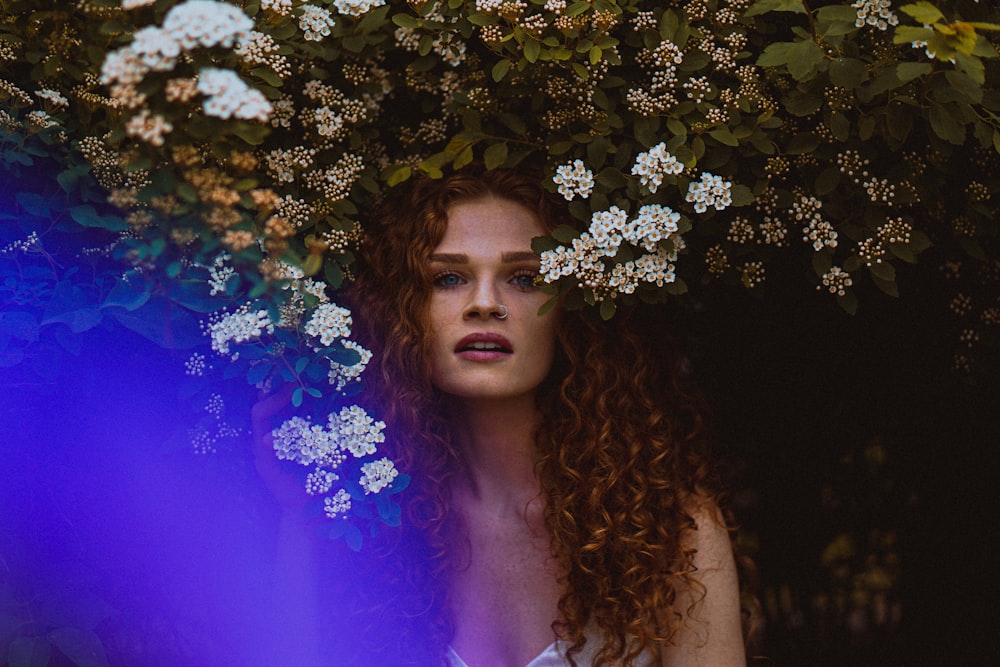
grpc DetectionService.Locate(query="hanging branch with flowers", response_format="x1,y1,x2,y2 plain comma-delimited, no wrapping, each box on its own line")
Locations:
3,0,1000,542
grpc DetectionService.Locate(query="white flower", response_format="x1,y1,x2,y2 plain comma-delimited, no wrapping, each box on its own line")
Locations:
631,143,683,193
323,489,352,518
359,458,399,494
623,204,681,252
332,0,385,17
34,88,68,108
304,302,352,346
197,68,273,121
272,415,346,468
299,5,337,41
685,172,732,213
122,0,157,9
125,109,174,146
207,253,236,296
331,405,385,458
207,306,275,356
329,339,372,391
552,159,595,201
306,468,339,495
163,0,254,50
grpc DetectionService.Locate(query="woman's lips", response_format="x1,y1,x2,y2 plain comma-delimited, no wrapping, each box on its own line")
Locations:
455,333,513,361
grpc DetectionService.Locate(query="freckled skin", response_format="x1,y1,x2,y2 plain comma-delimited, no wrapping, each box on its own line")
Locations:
427,196,558,403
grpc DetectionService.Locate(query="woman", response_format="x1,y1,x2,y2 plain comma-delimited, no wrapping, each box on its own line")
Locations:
345,166,748,667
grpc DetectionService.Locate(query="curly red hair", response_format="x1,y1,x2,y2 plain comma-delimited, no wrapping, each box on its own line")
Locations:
348,167,741,666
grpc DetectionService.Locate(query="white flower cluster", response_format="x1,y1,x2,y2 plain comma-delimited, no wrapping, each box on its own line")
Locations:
685,172,733,213
207,305,275,356
819,266,853,296
631,143,683,193
272,416,344,467
304,302,353,346
125,109,173,145
299,5,337,41
329,339,372,391
206,252,236,296
334,405,386,457
803,216,839,251
324,489,352,518
332,0,386,17
197,68,273,121
627,204,681,252
306,468,339,495
271,406,392,517
122,0,157,9
539,205,683,299
102,1,253,86
852,0,899,31
260,0,292,14
35,88,68,108
359,458,399,494
552,160,595,200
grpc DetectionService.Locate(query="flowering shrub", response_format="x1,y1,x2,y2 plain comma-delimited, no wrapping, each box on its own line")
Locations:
3,0,1000,540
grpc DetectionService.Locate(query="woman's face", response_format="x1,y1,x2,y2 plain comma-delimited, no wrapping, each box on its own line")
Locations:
426,195,558,403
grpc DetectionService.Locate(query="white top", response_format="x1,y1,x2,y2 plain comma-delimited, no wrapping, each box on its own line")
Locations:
447,635,657,667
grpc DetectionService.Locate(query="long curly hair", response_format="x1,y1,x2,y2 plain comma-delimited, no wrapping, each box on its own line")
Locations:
347,167,742,666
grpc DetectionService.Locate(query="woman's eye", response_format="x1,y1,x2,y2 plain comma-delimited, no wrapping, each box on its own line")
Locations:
511,272,538,290
433,272,463,288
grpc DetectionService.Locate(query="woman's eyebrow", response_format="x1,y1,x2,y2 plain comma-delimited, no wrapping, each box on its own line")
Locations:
501,251,540,263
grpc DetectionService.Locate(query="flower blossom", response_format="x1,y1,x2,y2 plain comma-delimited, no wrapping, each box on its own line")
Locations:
332,0,386,17
359,458,399,494
304,302,352,346
299,5,337,41
685,172,732,213
197,68,273,121
552,160,595,201
631,143,683,193
207,306,275,356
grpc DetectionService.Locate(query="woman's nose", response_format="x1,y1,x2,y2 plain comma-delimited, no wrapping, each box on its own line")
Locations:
463,279,504,320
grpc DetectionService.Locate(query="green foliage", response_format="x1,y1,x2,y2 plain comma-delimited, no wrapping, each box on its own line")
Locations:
3,0,1000,550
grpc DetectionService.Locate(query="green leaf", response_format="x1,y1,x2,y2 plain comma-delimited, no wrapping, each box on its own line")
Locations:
899,2,945,25
872,275,900,298
453,144,474,169
828,112,850,141
897,62,932,83
484,142,508,170
757,42,794,68
828,58,869,88
730,184,755,207
869,261,896,282
786,39,825,81
837,291,858,315
16,192,50,218
103,278,150,311
709,126,739,147
783,90,823,116
929,102,967,144
291,386,304,407
744,0,807,18
599,297,616,320
492,58,511,82
69,205,127,232
552,224,579,244
816,5,860,24
523,38,541,63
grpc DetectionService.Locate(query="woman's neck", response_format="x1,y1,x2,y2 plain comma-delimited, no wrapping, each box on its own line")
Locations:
447,394,543,518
